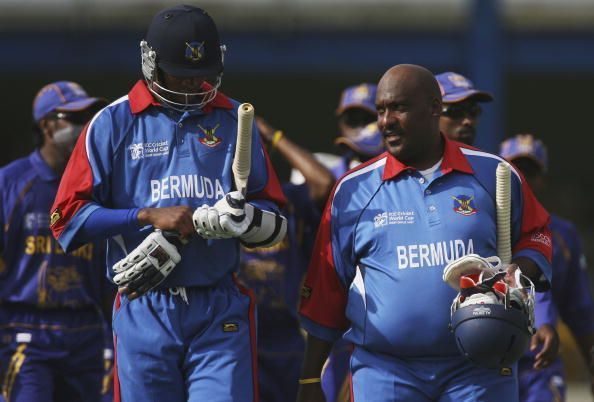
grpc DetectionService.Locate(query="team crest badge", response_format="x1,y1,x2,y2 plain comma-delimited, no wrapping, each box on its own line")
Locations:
197,123,221,147
452,195,477,216
185,41,204,63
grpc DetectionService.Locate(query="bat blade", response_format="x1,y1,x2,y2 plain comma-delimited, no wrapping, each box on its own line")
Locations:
233,103,254,195
496,162,512,264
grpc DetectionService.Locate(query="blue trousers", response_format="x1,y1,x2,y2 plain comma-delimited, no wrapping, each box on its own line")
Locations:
351,347,519,402
0,304,104,402
113,276,258,402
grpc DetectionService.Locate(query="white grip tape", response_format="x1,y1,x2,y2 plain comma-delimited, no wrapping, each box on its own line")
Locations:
496,162,512,265
233,103,254,195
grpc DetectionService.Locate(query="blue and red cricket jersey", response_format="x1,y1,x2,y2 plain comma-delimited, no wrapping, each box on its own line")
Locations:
300,137,552,357
50,81,285,288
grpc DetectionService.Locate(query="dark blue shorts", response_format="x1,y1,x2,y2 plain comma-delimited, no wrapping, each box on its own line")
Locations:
0,304,104,402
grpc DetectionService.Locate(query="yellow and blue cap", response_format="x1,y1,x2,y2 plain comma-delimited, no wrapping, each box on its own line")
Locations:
500,134,548,171
336,83,377,115
436,72,493,103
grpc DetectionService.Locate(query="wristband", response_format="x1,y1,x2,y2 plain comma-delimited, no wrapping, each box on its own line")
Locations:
271,130,284,148
299,377,321,385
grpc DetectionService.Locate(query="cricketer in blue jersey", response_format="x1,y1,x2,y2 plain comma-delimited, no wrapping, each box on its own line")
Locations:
50,5,287,402
238,117,335,402
501,134,594,402
0,81,112,402
297,65,553,402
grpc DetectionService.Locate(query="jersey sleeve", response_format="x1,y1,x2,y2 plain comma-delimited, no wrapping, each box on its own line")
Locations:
510,168,552,289
299,185,353,342
244,121,286,212
558,225,594,336
51,111,117,252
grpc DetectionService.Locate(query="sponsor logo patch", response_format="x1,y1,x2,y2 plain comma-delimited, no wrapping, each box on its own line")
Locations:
50,209,61,227
373,211,415,228
222,323,239,332
472,306,491,316
500,367,513,376
452,195,477,216
301,285,312,299
129,140,169,160
530,232,551,247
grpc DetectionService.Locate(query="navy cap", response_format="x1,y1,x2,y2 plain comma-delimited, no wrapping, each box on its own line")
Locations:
436,72,493,103
32,81,104,122
336,83,377,115
146,5,223,77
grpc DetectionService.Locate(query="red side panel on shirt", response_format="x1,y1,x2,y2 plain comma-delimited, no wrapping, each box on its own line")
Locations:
299,194,350,330
50,127,94,239
246,145,286,209
513,170,552,262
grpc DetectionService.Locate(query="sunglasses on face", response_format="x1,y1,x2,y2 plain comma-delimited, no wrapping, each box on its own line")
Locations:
441,103,482,120
339,109,376,128
50,111,95,126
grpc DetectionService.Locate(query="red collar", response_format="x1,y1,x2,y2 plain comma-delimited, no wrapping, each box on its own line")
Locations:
382,135,474,181
128,80,233,114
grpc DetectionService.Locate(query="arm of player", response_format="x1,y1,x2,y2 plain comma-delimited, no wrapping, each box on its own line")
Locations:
530,290,560,369
256,117,335,206
296,333,334,402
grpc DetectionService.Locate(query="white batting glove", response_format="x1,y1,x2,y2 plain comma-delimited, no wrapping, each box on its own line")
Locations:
112,230,181,299
193,191,252,239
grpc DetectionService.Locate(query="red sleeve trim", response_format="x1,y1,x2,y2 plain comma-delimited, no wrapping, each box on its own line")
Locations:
513,171,552,262
299,196,350,330
50,127,94,239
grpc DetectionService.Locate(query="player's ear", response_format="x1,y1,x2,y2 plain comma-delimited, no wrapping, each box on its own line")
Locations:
431,97,442,117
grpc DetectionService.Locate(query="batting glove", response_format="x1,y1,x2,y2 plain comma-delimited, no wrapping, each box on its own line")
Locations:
193,191,251,239
112,230,181,298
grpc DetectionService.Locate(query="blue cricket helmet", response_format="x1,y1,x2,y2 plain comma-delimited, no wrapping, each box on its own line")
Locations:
451,303,532,368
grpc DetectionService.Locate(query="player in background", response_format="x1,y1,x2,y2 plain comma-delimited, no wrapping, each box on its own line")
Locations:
0,81,112,402
237,117,335,402
500,134,594,402
50,5,286,402
297,64,553,402
291,84,380,187
435,72,493,146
